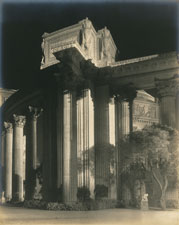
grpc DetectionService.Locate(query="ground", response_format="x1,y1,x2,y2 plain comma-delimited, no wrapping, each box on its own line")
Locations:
0,205,178,225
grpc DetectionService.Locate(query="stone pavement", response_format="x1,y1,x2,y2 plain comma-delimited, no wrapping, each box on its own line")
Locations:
0,205,178,225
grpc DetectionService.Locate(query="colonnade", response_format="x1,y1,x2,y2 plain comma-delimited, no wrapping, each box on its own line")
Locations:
3,106,42,202
1,75,178,203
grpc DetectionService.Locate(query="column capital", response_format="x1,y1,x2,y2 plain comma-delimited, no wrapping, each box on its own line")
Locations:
155,74,179,98
28,106,43,121
4,122,13,133
13,114,26,128
111,83,137,102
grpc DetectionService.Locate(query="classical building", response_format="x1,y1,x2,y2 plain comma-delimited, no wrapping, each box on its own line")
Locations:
1,18,178,206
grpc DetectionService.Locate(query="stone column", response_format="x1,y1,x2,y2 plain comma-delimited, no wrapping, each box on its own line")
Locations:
77,88,95,198
121,101,130,135
0,130,5,200
155,75,179,129
4,122,13,201
12,115,26,202
109,97,117,199
25,106,43,200
95,85,117,199
42,88,58,202
63,91,77,203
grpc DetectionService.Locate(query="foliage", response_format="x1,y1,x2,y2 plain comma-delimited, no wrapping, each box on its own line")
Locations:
77,186,91,202
120,124,179,210
24,200,46,209
24,199,117,211
166,200,179,209
94,184,108,199
95,143,117,185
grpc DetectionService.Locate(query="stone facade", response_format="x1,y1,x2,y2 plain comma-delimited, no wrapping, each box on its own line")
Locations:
1,19,179,207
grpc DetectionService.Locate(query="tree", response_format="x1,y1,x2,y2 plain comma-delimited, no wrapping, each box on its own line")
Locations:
120,124,179,210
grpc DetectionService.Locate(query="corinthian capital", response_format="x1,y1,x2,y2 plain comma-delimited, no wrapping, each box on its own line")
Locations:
4,122,13,133
29,106,43,121
155,74,179,98
13,114,26,128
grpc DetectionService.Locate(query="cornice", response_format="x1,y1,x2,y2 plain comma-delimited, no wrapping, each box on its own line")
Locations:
111,52,179,78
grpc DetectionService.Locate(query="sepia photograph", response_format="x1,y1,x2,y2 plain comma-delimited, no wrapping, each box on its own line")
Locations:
0,0,179,224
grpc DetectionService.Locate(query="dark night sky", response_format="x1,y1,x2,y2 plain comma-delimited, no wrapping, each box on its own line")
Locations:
1,1,178,89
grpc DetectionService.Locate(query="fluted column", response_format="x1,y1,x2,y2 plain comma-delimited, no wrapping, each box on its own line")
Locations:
12,115,26,202
121,101,130,135
95,85,109,188
25,106,43,200
95,85,117,199
155,75,179,129
109,98,117,199
77,88,95,198
63,91,77,202
4,122,13,201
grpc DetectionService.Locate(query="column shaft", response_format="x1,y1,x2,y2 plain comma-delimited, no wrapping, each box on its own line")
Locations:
57,91,63,201
121,101,130,135
95,85,117,199
63,91,77,202
77,89,95,198
0,131,5,200
4,122,13,201
25,106,42,200
12,115,26,202
160,96,176,128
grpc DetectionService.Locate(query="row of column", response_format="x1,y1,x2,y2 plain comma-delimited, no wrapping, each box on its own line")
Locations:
4,115,26,202
3,106,42,202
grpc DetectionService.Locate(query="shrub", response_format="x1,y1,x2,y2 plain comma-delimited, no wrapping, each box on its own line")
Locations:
24,200,46,209
77,186,90,202
94,184,108,199
166,200,179,209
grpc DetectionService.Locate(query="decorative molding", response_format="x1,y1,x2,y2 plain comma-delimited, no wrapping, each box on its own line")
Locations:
4,122,13,133
112,52,179,78
13,114,26,128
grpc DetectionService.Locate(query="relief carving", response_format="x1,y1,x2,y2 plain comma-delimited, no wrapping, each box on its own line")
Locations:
41,38,45,66
81,18,93,58
133,103,157,119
